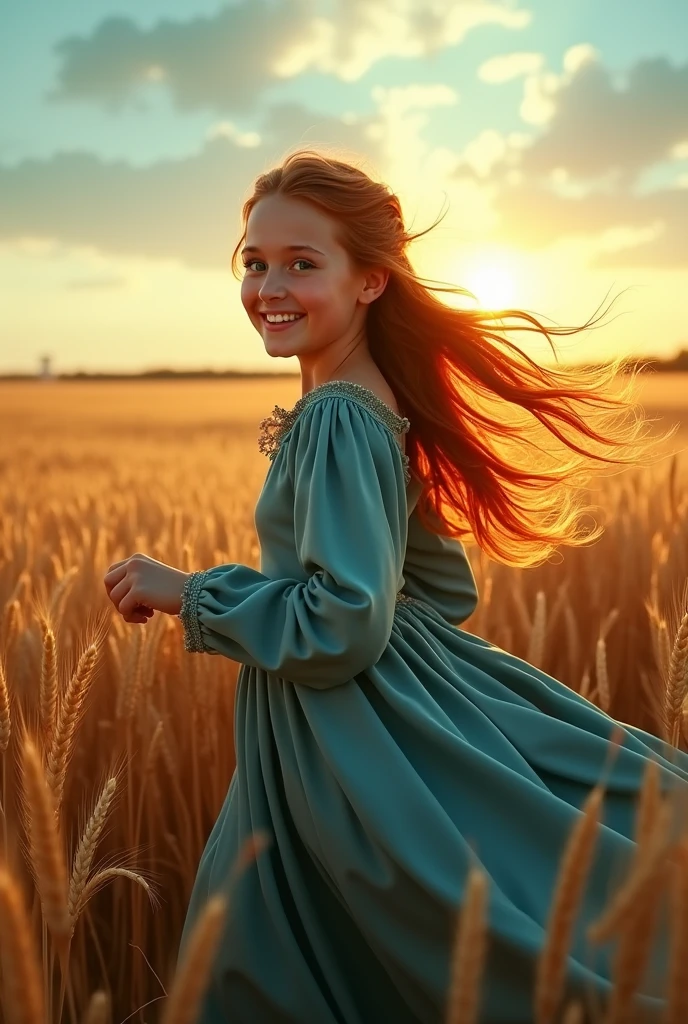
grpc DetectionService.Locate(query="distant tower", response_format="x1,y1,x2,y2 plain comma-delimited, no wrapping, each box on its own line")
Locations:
39,355,54,380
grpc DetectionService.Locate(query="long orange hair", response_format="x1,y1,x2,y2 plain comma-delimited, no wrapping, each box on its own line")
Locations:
230,147,680,568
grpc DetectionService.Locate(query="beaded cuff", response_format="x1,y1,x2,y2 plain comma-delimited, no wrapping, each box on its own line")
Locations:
178,569,212,653
258,380,412,485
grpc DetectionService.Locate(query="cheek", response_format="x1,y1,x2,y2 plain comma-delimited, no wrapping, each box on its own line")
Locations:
240,278,256,311
301,281,343,315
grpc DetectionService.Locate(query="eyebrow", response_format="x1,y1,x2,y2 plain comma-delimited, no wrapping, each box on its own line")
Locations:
241,244,325,256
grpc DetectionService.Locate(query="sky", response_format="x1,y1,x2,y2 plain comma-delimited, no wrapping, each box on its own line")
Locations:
1,0,687,375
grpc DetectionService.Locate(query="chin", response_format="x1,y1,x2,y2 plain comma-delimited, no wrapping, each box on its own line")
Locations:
263,339,300,358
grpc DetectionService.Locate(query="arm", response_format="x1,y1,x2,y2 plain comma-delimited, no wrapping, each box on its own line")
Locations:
401,503,479,625
178,397,408,688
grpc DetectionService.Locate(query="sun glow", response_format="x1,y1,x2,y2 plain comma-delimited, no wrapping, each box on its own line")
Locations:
462,254,519,311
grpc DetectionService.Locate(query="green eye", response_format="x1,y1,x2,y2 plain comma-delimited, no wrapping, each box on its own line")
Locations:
242,259,315,272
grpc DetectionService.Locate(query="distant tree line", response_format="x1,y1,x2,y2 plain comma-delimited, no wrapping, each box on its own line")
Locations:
631,348,688,373
1,350,687,381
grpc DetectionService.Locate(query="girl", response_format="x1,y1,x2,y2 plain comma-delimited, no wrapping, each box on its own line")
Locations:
105,148,688,1022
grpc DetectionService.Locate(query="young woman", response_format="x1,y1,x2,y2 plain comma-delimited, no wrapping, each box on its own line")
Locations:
105,148,688,1022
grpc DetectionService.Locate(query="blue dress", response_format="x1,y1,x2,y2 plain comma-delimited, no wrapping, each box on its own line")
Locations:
177,380,688,1023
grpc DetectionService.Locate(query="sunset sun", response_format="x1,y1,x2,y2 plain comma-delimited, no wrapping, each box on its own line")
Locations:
463,256,518,311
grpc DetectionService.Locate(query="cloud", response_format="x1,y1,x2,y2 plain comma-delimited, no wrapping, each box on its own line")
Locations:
47,0,531,110
452,52,688,267
491,181,687,267
519,53,688,180
47,2,309,115
285,0,531,81
0,103,387,269
477,51,544,84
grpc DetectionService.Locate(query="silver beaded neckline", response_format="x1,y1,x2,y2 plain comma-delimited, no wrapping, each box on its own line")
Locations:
258,379,411,483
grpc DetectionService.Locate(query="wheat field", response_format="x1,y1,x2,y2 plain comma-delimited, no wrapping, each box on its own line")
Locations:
1,373,688,1024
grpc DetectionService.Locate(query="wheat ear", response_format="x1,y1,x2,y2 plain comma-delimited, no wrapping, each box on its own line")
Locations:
560,1003,585,1024
664,611,688,746
81,990,110,1024
39,619,59,750
21,734,71,941
68,777,117,934
46,641,99,817
0,866,45,1024
1,599,21,653
0,654,10,754
161,895,227,1024
75,867,157,920
445,863,490,1024
534,784,605,1024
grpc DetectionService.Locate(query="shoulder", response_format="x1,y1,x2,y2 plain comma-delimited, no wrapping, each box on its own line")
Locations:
289,385,411,485
259,380,411,481
291,380,409,446
337,372,402,418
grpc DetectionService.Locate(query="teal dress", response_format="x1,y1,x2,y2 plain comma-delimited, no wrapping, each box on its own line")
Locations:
177,380,688,1023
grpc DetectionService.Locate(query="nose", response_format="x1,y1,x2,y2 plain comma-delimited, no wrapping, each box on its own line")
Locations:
258,269,288,303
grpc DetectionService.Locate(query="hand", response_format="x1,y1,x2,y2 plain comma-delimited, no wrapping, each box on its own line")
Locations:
104,553,191,623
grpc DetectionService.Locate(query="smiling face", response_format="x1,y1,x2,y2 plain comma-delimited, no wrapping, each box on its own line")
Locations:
240,193,388,380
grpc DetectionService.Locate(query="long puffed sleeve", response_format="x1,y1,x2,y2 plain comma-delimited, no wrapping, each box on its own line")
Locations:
401,505,479,625
178,397,408,688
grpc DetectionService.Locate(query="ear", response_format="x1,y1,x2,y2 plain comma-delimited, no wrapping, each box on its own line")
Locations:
358,265,389,305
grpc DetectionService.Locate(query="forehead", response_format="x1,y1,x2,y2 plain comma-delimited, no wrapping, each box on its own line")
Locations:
245,195,339,250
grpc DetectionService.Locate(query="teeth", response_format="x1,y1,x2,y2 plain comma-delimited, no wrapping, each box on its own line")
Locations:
266,313,303,323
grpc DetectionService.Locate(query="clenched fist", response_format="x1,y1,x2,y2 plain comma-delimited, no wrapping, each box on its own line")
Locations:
104,553,191,624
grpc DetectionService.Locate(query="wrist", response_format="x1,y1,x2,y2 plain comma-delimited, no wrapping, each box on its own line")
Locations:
175,570,193,616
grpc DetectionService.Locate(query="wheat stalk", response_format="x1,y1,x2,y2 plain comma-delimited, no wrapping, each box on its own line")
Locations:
106,634,122,679
161,894,227,1024
527,590,547,667
564,603,580,681
48,564,79,631
534,783,605,1024
68,777,117,934
0,866,45,1024
1,598,21,653
663,837,688,1024
595,638,611,713
657,618,672,682
116,628,144,724
634,757,661,848
604,859,665,1023
445,863,490,1024
511,583,532,640
587,798,672,944
8,568,31,606
21,734,71,941
46,641,99,817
